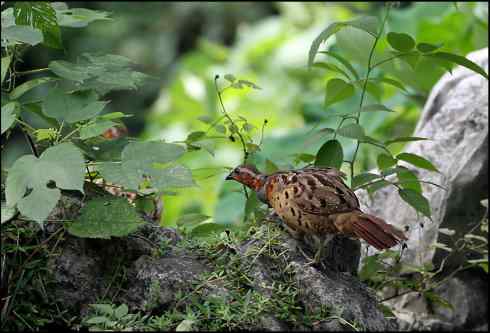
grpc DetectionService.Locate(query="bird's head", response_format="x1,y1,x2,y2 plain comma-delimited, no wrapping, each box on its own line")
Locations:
225,164,266,191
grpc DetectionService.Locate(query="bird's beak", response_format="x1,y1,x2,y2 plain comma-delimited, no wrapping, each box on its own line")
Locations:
225,173,234,181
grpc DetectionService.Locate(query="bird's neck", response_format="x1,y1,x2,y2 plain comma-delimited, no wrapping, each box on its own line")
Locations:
242,173,267,192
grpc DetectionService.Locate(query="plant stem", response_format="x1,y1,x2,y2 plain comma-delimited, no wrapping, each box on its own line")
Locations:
349,5,392,187
14,68,50,76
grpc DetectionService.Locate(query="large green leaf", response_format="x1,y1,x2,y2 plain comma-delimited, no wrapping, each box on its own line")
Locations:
148,165,196,189
67,197,144,239
9,77,58,100
426,51,488,79
1,102,18,134
324,78,355,108
397,152,439,172
416,42,443,53
387,32,416,52
97,162,141,190
2,25,43,46
377,153,397,170
352,172,382,189
14,2,62,49
5,143,85,224
308,16,378,67
1,56,12,84
315,139,343,169
396,167,422,193
336,123,365,140
79,120,116,140
398,188,431,219
55,7,112,28
42,88,108,123
48,53,152,95
319,51,360,80
370,77,408,92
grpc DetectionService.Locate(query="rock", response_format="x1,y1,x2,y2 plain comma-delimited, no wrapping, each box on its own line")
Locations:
239,223,394,331
356,48,489,330
122,253,209,311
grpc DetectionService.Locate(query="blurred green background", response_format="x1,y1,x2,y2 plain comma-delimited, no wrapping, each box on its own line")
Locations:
15,2,488,228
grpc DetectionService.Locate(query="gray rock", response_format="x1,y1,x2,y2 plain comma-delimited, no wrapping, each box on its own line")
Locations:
356,48,489,330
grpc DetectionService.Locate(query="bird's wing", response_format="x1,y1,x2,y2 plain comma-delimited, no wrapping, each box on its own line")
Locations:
282,169,359,216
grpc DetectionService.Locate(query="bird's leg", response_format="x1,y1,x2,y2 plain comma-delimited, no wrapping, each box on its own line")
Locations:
313,234,335,264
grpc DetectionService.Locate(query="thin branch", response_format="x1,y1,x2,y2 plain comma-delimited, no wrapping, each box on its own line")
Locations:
14,68,50,76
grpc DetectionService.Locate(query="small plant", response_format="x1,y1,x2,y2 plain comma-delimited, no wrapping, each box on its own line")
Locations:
82,303,148,331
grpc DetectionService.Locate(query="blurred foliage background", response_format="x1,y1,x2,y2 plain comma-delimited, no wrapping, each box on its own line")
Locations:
11,1,488,228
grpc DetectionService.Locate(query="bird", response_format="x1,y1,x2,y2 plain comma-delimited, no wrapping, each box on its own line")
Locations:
226,164,407,264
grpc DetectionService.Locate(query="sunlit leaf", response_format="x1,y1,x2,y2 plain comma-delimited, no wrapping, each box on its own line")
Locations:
1,56,12,84
426,51,488,79
398,188,431,219
55,7,112,28
312,62,351,81
384,136,428,146
9,77,59,100
2,25,43,46
396,167,422,193
370,77,407,92
1,102,18,134
397,152,439,172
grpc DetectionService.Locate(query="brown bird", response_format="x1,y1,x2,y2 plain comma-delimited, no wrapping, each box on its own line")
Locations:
226,165,407,263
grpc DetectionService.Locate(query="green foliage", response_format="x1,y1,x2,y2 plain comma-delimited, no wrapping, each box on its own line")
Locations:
67,197,144,238
6,143,85,225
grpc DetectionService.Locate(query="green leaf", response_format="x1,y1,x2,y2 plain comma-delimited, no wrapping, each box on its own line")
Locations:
1,56,12,84
99,112,132,120
33,128,57,142
312,62,351,81
244,191,260,220
114,304,128,319
384,136,428,146
79,120,116,140
324,78,355,108
398,188,431,219
416,42,443,53
176,213,210,226
423,291,454,311
315,139,343,169
371,77,408,92
97,163,141,190
377,153,397,170
387,32,416,52
396,168,422,193
55,8,112,28
85,316,109,325
367,179,391,195
14,2,62,49
190,222,227,237
49,60,91,82
336,123,365,140
1,202,17,224
9,77,58,100
176,319,196,332
319,51,360,80
2,25,43,46
360,104,395,113
224,74,236,82
42,88,108,123
5,143,85,224
352,172,382,189
396,152,439,172
148,165,196,189
90,304,114,315
265,159,279,173
67,197,144,239
186,131,206,143
426,51,488,79
48,53,152,95
237,79,261,90
308,16,378,67
393,51,421,70
1,102,18,134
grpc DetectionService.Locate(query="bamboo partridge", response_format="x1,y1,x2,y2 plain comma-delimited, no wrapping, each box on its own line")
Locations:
226,164,408,263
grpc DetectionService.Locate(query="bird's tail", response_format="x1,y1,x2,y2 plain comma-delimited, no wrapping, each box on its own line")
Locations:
334,211,408,250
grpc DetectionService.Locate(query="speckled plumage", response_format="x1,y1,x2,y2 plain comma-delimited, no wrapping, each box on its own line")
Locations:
226,165,407,252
